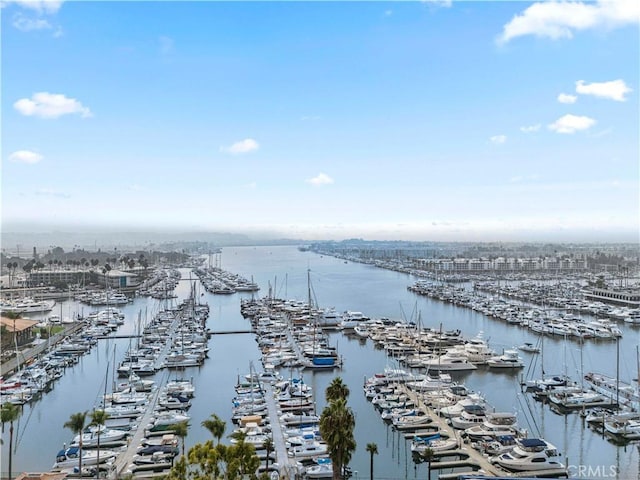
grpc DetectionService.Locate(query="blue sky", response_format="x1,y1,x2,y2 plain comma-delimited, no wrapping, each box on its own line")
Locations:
2,0,638,242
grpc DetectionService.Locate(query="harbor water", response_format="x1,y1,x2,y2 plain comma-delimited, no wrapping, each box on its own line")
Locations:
2,245,639,479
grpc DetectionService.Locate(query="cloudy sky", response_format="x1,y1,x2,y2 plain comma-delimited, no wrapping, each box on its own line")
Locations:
2,0,638,241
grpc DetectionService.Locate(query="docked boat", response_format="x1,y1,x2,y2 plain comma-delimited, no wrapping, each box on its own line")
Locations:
71,426,128,447
487,349,524,368
305,457,333,479
584,372,640,412
464,412,520,440
410,433,458,454
491,438,564,472
604,417,640,440
3,297,55,314
450,404,487,429
53,446,118,469
288,439,328,458
421,353,478,372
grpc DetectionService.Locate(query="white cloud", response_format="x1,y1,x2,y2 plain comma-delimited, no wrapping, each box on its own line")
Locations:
520,124,541,133
220,138,260,155
557,93,577,104
384,9,393,17
497,0,640,44
490,135,507,145
1,0,64,14
12,13,51,31
9,150,43,164
35,188,69,198
306,173,334,186
14,92,92,119
548,114,596,134
576,79,632,101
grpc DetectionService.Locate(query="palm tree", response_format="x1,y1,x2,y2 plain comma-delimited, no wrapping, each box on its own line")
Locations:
423,446,434,480
173,421,189,457
326,376,350,403
366,442,378,480
90,409,109,472
263,437,274,472
319,397,356,480
1,403,21,480
201,414,226,444
64,411,88,473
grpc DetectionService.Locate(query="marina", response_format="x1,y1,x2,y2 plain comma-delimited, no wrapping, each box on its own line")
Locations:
1,246,639,479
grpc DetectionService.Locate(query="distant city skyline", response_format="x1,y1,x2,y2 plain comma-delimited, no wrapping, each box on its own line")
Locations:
2,0,638,242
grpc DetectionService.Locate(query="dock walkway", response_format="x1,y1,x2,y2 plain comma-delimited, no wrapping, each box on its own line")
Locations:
110,386,164,477
262,381,297,480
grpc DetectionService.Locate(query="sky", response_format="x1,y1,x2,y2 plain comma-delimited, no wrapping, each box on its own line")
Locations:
2,0,639,242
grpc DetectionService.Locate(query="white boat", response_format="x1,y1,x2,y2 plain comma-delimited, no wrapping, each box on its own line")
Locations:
491,438,564,472
464,412,519,440
339,311,369,329
305,457,333,479
604,417,640,440
518,342,540,353
450,404,487,429
410,433,458,454
4,298,55,313
280,412,320,426
421,353,478,372
487,349,524,368
288,439,328,458
53,446,118,469
71,424,127,447
437,393,487,419
584,372,640,412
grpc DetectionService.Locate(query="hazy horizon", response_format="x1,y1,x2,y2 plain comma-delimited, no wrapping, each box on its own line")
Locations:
2,1,638,244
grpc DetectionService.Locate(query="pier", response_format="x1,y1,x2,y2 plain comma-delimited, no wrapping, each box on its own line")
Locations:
261,381,297,480
399,384,569,478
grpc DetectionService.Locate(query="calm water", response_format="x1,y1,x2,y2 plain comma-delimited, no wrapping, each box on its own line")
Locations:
2,245,639,479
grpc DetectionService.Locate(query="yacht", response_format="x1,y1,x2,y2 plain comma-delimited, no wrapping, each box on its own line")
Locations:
53,446,118,469
464,412,519,440
604,417,640,440
450,404,487,429
288,438,328,458
491,438,564,472
421,353,478,372
410,433,458,454
487,349,524,368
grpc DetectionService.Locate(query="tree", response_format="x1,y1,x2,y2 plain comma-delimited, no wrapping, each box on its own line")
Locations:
90,409,109,473
1,403,21,480
174,421,189,457
326,377,350,403
166,434,261,480
422,446,434,480
263,437,274,472
319,397,356,480
366,442,378,480
201,413,226,444
64,411,88,473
